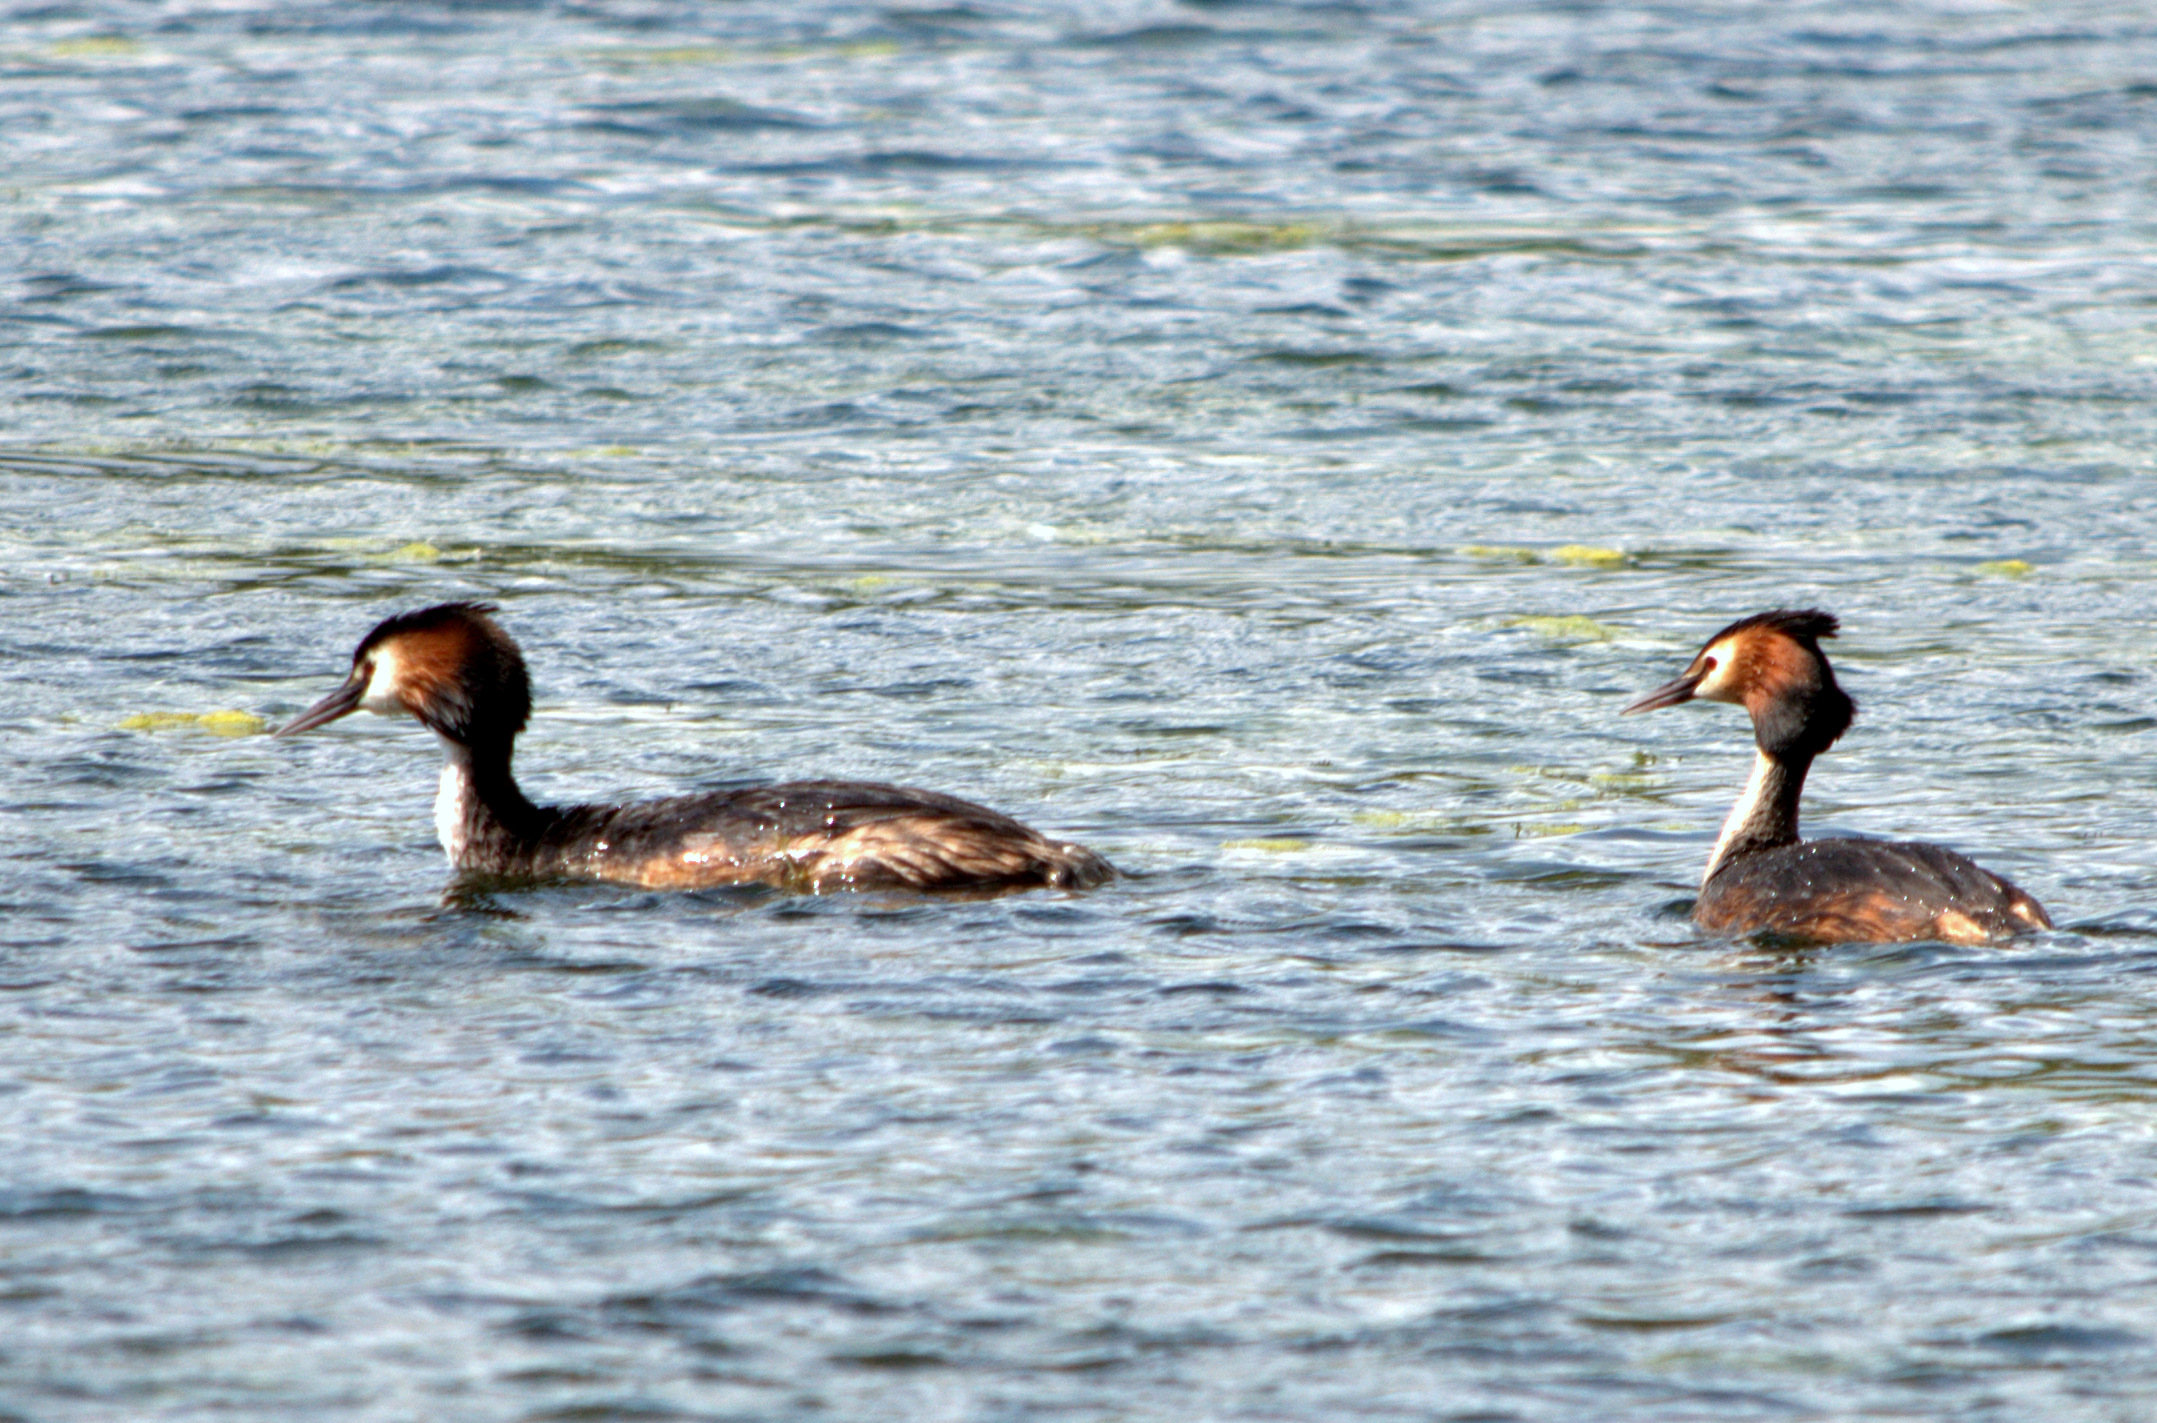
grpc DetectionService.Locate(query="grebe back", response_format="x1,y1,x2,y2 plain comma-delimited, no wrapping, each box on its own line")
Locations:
276,603,1113,893
1623,608,2049,944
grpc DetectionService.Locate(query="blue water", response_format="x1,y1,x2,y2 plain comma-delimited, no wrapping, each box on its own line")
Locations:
4,3,2157,1419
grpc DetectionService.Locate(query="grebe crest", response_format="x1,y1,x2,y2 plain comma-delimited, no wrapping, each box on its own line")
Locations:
1624,608,2050,945
277,603,1114,895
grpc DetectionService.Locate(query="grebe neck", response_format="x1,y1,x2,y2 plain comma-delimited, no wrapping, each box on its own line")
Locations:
433,734,554,867
1704,749,1809,885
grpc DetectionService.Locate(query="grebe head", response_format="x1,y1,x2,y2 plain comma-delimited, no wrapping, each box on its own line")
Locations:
1623,608,1855,758
276,601,530,749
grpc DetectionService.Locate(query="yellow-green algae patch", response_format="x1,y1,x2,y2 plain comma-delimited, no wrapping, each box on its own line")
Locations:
1509,755,1665,800
608,44,736,63
589,38,900,68
314,537,458,564
1223,838,1313,852
1513,821,1587,838
367,541,441,563
50,35,140,57
121,710,267,737
1350,810,1495,836
1115,220,1322,254
1509,614,1616,642
1977,559,2034,578
1460,544,1628,569
1586,770,1661,792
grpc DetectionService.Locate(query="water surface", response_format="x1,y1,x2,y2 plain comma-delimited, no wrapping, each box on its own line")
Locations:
4,2,2156,1419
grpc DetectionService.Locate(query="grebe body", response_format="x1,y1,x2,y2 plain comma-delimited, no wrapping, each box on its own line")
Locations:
1624,609,2049,945
277,603,1113,893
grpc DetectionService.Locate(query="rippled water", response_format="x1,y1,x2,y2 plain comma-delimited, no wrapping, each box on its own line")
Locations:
5,2,2157,1418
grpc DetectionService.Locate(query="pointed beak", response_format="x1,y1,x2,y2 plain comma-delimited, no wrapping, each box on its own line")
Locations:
1622,669,1704,716
276,671,366,737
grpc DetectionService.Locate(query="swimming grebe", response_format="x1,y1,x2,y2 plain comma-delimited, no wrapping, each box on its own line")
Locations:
276,603,1114,893
1623,609,2050,944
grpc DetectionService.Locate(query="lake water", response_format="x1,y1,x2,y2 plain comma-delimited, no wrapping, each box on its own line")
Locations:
4,2,2157,1419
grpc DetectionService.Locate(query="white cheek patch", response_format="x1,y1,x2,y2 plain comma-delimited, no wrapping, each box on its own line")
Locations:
1692,643,1740,703
358,644,406,716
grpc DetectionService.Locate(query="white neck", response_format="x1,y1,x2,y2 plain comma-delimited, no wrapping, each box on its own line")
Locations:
434,735,476,865
1705,750,1796,885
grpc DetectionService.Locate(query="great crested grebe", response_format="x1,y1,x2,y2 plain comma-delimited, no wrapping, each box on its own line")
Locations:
276,603,1113,893
1623,608,2050,944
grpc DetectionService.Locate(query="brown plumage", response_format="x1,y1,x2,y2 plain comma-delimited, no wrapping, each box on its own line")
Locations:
1625,609,2050,945
276,603,1113,894
537,781,1112,893
1695,839,2051,945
